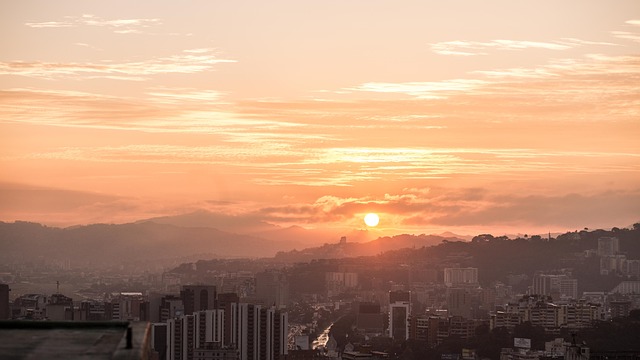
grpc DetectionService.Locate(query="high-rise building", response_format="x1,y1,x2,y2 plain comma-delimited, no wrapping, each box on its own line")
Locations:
167,314,195,360
160,295,185,322
195,309,224,347
532,274,578,300
0,284,10,320
152,323,168,360
107,292,146,321
166,304,288,360
388,291,411,340
389,290,411,304
326,272,359,297
447,288,471,319
598,237,619,256
181,285,217,315
443,268,478,287
255,271,288,309
355,302,384,336
427,316,450,347
409,314,430,341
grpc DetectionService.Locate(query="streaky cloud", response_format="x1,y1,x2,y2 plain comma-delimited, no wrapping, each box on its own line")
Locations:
0,49,236,80
25,14,161,34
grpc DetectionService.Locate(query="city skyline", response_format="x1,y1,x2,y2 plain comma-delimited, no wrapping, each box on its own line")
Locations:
1,1,639,237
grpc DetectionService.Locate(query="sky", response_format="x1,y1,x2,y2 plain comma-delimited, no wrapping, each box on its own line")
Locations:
1,0,639,237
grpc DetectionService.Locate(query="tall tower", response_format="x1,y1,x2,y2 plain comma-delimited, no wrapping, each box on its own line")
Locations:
255,270,288,309
0,284,9,320
389,291,411,340
180,285,216,315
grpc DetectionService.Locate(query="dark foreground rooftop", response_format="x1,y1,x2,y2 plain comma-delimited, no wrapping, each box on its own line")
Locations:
0,321,151,360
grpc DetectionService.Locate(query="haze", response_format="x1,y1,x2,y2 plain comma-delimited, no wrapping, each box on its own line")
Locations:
1,1,639,237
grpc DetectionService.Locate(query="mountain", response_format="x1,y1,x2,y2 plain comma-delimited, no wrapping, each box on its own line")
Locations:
138,210,279,234
0,221,296,269
253,225,375,248
139,210,351,247
273,233,464,262
0,219,467,271
438,231,472,241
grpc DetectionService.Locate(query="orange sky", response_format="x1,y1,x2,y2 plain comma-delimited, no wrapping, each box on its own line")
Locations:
1,1,639,237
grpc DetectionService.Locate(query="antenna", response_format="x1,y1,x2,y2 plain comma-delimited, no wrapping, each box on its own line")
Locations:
56,281,60,294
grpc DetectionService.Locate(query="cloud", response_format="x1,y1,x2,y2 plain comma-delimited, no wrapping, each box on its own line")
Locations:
432,39,569,56
75,42,103,51
347,79,486,99
250,186,640,232
347,53,640,114
608,19,640,43
611,31,640,42
0,48,235,81
16,144,299,165
430,35,622,56
145,87,226,104
0,182,182,226
421,190,640,230
25,14,161,34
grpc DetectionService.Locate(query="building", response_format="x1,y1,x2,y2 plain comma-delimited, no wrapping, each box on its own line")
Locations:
609,300,632,318
444,268,478,287
46,293,74,321
626,259,640,277
561,301,602,328
409,314,430,341
160,295,185,322
0,321,152,359
80,300,108,321
355,302,384,337
491,296,600,332
195,309,225,347
0,284,10,320
225,303,288,360
255,271,289,309
448,316,476,341
531,274,578,300
152,323,169,360
610,280,640,295
181,285,217,315
389,302,410,340
427,316,450,347
13,293,47,319
193,347,239,360
447,288,472,318
168,314,196,360
490,311,523,330
164,304,288,360
598,237,619,256
326,272,358,297
600,255,627,275
107,292,149,321
388,291,411,340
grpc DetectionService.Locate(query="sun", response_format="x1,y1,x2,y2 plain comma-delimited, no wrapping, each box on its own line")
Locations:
364,213,380,227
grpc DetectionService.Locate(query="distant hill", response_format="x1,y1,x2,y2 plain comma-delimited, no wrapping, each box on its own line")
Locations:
0,221,296,269
273,233,464,262
139,210,347,247
0,219,467,271
438,231,472,241
140,210,279,234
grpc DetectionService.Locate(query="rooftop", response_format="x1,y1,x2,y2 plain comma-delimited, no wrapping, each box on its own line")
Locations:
0,321,151,360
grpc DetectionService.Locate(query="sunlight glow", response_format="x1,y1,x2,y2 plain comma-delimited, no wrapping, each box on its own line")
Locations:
364,213,380,227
